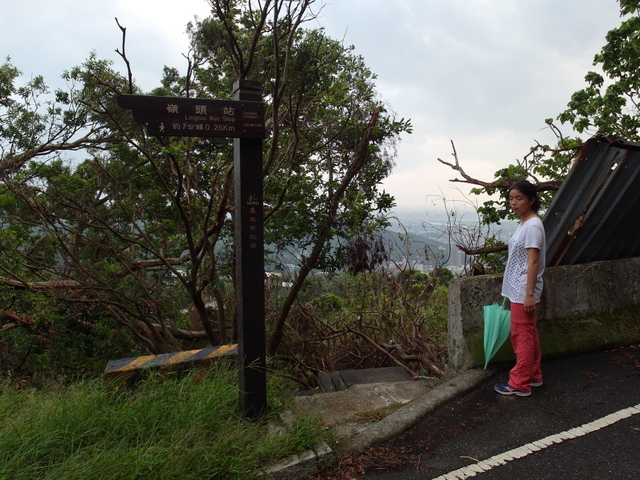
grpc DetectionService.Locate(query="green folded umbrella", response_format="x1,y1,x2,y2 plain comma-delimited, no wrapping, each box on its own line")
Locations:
483,298,511,369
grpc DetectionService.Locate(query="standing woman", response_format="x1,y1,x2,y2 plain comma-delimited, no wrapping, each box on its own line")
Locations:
494,180,546,397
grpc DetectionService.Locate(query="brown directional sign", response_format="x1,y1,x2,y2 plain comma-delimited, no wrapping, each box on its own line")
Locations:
117,95,265,138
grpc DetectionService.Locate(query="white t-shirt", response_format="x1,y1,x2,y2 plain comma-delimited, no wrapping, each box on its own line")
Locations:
501,216,546,304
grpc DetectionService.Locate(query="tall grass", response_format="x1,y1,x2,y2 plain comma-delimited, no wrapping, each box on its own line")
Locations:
0,364,328,480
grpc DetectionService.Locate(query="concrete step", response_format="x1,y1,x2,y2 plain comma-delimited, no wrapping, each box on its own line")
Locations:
317,366,413,393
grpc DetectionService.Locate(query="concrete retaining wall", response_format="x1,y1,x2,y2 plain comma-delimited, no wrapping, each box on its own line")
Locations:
447,257,640,372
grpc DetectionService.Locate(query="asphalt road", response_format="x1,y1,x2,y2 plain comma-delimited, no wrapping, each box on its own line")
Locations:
354,344,640,480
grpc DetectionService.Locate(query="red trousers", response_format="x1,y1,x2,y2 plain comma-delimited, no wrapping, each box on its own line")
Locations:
509,303,542,392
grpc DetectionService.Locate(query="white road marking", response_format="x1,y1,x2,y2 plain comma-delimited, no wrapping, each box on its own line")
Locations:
432,403,640,480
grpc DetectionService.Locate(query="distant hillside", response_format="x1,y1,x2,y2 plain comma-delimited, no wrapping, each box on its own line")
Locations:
384,207,517,269
266,207,517,273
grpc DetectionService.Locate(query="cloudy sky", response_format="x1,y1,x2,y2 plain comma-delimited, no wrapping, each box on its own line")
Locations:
1,0,624,213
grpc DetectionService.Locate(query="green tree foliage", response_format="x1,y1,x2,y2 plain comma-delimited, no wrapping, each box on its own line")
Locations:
0,58,108,176
475,237,509,274
559,1,640,140
0,0,411,376
179,1,412,353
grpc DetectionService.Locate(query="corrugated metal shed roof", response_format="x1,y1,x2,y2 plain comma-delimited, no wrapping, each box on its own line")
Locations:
544,136,640,266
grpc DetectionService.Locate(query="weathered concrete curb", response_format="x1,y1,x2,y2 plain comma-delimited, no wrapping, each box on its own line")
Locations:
264,443,334,480
339,369,494,453
265,368,494,479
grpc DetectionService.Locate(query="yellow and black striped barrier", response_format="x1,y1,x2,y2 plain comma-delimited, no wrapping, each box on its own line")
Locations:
104,344,238,384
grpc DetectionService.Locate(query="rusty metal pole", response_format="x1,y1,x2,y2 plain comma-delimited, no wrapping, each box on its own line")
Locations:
233,79,267,418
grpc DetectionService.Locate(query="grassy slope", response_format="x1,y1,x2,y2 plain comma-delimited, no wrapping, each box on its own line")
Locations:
0,366,328,480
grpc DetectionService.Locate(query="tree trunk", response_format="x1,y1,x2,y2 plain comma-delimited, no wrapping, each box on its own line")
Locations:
267,108,380,355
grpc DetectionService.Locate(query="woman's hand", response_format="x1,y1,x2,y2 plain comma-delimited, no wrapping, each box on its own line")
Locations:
524,293,537,313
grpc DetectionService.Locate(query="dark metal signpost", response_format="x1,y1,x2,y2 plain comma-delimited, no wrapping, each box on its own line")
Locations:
118,80,267,418
117,90,265,139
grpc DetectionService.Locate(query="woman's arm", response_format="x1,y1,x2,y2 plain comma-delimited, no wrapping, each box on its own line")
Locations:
524,247,540,312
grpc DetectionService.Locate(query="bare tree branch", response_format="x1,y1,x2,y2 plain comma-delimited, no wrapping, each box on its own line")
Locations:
0,276,82,290
0,310,35,333
437,140,567,192
456,243,507,255
348,327,418,377
115,18,134,94
0,134,106,178
381,342,444,377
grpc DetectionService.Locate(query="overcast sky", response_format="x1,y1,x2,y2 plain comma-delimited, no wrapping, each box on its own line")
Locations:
1,0,624,213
